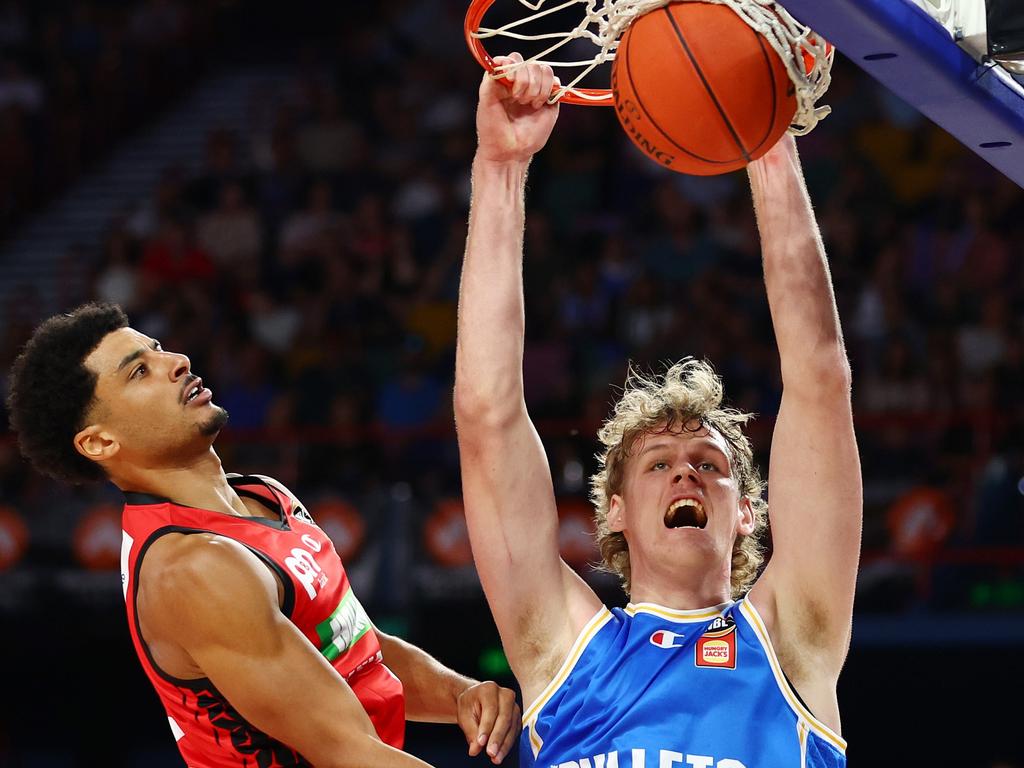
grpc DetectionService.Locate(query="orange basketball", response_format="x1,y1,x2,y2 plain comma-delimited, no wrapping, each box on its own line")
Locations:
612,2,797,175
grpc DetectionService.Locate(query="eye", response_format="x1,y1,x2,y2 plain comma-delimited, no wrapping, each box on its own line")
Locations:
698,461,718,472
650,460,669,471
131,363,147,379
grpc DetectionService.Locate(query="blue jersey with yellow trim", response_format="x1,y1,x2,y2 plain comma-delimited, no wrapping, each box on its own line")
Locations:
521,598,845,768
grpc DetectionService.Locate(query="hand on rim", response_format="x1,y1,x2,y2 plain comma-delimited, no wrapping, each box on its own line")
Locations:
475,53,560,166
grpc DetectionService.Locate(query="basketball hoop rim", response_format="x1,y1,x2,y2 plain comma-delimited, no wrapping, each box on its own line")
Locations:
464,0,614,106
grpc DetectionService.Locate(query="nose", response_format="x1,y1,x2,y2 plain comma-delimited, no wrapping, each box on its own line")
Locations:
673,464,700,486
168,352,191,381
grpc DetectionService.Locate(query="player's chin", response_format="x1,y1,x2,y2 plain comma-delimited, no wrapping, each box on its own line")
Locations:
198,406,229,437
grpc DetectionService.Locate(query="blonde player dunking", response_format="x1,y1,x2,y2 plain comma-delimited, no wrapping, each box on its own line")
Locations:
455,55,861,767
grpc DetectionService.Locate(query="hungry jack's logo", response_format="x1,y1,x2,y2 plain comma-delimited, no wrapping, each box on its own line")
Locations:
695,615,737,669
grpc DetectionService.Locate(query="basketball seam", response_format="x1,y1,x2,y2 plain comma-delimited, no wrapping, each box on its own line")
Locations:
665,7,751,163
750,31,779,155
622,24,733,166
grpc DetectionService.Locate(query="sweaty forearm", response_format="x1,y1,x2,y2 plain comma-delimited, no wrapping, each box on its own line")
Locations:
455,158,531,415
748,138,848,385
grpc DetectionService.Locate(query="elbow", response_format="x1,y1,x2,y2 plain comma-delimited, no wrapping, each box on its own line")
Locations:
784,350,852,399
453,382,523,429
816,351,852,390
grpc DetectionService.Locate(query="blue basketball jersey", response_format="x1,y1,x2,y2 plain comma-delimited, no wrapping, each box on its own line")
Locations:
521,598,845,768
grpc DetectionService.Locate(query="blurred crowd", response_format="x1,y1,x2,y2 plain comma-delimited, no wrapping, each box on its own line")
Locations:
0,0,236,239
0,0,1022,613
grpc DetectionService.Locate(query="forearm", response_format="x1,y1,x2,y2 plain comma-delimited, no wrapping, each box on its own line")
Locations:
455,157,530,417
318,733,437,768
378,631,475,723
748,137,849,389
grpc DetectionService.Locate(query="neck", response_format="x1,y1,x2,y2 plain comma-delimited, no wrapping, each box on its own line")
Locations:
114,448,249,517
628,562,734,610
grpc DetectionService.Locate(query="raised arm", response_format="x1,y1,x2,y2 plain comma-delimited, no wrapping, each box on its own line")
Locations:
454,55,602,700
140,536,436,768
747,136,862,682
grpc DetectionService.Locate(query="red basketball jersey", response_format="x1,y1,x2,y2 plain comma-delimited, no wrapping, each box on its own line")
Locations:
120,474,404,767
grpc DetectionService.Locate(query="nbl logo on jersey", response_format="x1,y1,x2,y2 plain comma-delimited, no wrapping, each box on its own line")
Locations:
695,615,737,670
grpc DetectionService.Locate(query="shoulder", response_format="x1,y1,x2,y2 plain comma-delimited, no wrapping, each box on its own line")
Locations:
140,533,280,640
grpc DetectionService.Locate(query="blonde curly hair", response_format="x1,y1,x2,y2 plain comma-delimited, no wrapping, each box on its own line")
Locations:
589,359,767,597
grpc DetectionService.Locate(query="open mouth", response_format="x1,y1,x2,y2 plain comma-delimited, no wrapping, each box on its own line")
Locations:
183,378,204,404
664,498,708,530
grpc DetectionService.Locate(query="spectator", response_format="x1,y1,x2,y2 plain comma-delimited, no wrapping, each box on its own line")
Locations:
279,178,344,256
197,180,264,274
138,216,216,289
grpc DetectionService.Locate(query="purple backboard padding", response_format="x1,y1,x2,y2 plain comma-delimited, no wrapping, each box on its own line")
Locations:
782,0,1024,186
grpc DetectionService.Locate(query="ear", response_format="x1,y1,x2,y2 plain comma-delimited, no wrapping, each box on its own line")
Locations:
608,494,626,533
736,497,755,537
74,424,120,466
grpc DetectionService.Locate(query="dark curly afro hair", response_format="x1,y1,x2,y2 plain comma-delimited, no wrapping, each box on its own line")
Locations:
6,302,129,484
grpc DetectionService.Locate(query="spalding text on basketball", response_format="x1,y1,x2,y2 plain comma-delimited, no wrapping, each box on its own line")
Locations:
615,99,675,168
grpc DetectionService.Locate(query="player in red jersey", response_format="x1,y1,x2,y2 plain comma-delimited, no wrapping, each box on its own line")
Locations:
7,303,520,768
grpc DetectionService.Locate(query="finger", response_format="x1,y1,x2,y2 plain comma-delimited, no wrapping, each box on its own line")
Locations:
482,55,512,99
485,692,519,762
492,55,514,80
526,63,546,108
501,51,524,89
494,702,521,764
474,688,500,750
527,63,544,104
534,64,555,109
549,75,563,107
457,695,485,756
512,59,534,101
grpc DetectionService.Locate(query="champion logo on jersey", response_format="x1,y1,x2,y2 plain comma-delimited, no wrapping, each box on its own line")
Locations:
649,629,686,649
695,616,737,669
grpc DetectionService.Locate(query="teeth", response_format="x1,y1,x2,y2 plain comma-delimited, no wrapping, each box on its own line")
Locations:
664,498,707,529
668,498,704,514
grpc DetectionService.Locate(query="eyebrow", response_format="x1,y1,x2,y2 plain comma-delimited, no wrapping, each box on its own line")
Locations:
116,339,159,374
637,437,730,463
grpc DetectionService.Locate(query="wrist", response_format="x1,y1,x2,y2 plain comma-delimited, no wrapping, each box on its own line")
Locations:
473,154,532,178
448,676,479,720
454,675,479,697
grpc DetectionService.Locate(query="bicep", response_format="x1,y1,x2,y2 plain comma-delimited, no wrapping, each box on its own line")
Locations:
754,387,862,655
457,411,601,682
147,540,380,764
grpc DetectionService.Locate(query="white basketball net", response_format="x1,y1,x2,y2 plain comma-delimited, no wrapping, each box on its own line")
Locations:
473,0,834,134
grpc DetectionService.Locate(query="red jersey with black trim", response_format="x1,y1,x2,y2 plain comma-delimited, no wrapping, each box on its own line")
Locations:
120,474,405,767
